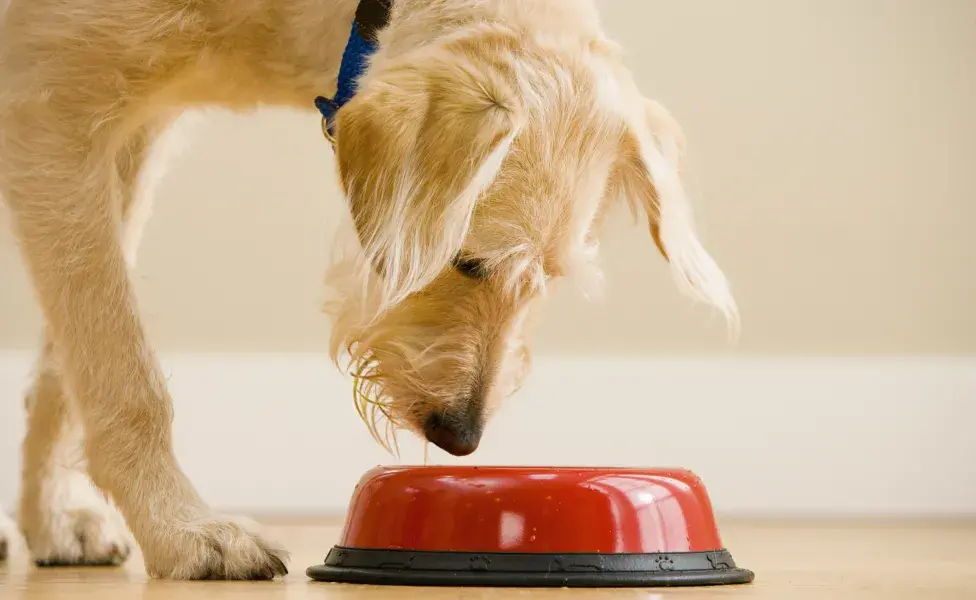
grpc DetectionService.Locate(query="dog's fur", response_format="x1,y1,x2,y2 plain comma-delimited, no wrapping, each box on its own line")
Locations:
0,0,737,579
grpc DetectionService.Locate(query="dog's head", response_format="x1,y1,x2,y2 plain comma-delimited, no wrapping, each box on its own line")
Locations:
324,26,738,456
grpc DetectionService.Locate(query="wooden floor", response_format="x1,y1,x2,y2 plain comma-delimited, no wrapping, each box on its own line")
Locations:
1,518,974,599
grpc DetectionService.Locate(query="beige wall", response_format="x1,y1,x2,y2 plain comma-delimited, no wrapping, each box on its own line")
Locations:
1,0,974,355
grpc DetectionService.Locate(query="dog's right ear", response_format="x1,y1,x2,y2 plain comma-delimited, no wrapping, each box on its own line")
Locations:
334,55,521,307
610,96,739,332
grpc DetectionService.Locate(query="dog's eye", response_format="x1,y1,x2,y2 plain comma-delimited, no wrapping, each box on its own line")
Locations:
453,257,486,279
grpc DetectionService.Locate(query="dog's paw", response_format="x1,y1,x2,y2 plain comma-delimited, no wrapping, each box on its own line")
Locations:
0,511,17,562
21,470,133,567
30,507,132,567
144,517,289,580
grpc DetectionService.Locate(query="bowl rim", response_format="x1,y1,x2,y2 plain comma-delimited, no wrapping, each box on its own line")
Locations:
364,465,699,473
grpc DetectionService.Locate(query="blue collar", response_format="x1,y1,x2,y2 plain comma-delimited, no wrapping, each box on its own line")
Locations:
315,0,392,144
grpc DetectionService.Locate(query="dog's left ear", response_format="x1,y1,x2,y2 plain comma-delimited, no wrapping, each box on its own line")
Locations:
611,97,739,327
334,56,521,306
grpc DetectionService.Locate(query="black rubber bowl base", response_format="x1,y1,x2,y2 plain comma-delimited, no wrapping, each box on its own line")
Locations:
307,547,755,588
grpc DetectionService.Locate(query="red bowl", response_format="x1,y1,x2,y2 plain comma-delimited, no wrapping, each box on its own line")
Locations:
307,466,754,587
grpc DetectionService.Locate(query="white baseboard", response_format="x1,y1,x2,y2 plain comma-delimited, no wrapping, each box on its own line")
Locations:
1,351,974,517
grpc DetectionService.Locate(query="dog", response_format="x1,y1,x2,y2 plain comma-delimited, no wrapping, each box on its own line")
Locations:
0,0,738,580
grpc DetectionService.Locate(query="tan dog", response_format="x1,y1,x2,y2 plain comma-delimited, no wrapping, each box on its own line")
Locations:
0,0,737,580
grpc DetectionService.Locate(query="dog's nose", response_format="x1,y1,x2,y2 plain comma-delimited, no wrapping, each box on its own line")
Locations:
424,410,483,457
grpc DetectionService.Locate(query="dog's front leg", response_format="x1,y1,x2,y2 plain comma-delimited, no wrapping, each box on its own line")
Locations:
18,338,134,566
1,113,288,579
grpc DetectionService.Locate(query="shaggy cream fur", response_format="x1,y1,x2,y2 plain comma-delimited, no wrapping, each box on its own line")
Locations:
0,0,736,579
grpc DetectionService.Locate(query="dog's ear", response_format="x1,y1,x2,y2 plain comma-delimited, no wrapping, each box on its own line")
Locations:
611,98,739,327
613,99,687,260
334,57,521,306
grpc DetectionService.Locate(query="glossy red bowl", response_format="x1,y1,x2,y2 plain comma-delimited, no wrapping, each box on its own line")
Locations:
307,466,754,587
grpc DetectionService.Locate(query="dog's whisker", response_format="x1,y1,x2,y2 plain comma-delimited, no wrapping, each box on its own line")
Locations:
348,349,411,457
